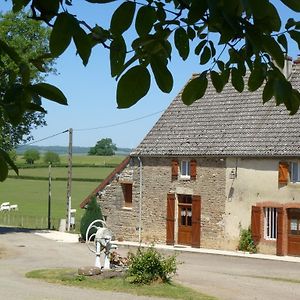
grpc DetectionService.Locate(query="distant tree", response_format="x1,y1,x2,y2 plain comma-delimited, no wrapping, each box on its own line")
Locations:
88,138,117,156
0,11,55,152
43,151,60,164
23,149,40,164
80,196,104,241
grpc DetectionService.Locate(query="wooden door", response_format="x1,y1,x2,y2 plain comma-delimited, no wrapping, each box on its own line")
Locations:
166,193,175,245
178,195,192,245
287,208,300,256
192,195,201,248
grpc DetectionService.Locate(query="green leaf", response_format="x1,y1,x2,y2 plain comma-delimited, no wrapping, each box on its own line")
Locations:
50,13,74,57
0,155,8,182
110,36,126,77
262,79,274,103
187,27,196,40
73,23,92,66
110,2,136,35
117,66,151,108
182,73,208,105
289,89,300,115
248,67,265,92
135,6,156,37
277,34,288,52
280,0,300,12
262,35,284,69
0,149,18,176
174,28,189,60
285,18,296,29
194,40,206,55
289,30,300,50
187,0,207,24
12,0,31,12
150,55,173,93
25,102,47,113
210,71,224,93
273,77,292,106
231,68,244,93
29,83,68,105
200,46,211,65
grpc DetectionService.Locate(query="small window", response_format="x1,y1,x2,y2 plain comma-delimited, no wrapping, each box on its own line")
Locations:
122,183,132,207
264,207,278,240
291,162,300,183
180,160,190,179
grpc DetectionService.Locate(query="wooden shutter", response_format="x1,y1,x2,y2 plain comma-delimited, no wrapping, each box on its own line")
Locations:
166,193,175,245
191,195,201,248
190,160,197,180
251,206,262,245
276,207,284,256
278,162,289,184
171,160,179,180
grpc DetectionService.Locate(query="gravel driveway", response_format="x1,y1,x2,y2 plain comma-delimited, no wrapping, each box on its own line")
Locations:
1,228,300,300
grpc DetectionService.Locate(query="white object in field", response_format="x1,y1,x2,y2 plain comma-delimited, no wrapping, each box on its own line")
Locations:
0,202,11,211
9,204,18,211
85,219,117,270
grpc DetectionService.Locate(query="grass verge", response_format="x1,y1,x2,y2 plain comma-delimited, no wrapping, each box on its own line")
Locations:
26,268,217,300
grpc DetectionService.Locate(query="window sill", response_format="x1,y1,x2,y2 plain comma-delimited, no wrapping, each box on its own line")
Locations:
179,176,191,181
122,206,132,211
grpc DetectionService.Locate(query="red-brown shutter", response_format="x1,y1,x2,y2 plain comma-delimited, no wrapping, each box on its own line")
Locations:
171,160,178,180
278,162,289,184
190,160,197,180
192,195,201,248
251,206,262,245
276,207,284,256
166,193,175,245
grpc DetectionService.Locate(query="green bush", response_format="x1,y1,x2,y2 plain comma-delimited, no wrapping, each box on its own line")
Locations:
238,228,257,253
23,149,40,164
80,196,103,241
126,247,177,284
44,151,60,164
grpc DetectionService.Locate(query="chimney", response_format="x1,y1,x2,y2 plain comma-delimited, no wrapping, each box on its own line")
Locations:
282,55,293,79
293,56,300,65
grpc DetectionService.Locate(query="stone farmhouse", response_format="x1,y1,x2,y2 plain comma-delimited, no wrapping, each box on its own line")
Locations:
81,59,300,256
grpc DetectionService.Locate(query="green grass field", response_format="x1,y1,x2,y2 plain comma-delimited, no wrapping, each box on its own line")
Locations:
9,166,114,180
16,155,126,166
0,155,125,230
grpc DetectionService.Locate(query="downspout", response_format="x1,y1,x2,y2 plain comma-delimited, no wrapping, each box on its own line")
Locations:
137,156,143,244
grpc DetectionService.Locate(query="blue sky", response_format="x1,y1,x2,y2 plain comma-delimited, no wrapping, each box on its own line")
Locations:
3,1,300,149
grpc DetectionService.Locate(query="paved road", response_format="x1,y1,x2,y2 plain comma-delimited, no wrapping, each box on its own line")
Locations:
1,228,300,300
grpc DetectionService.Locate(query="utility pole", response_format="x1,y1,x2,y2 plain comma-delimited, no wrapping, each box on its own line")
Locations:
66,128,73,231
48,162,52,230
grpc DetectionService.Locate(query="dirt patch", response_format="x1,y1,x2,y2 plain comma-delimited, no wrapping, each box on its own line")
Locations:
0,246,8,259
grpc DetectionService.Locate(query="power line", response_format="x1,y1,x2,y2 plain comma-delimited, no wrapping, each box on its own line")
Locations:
17,130,69,148
73,109,165,132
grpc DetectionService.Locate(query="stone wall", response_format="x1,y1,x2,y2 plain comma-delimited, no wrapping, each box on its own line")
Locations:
97,156,227,249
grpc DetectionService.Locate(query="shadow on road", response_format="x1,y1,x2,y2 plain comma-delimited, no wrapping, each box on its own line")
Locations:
0,226,35,235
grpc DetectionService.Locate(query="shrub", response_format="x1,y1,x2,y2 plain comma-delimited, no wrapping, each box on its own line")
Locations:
23,149,40,164
238,228,257,253
80,196,103,241
126,247,177,284
44,151,60,164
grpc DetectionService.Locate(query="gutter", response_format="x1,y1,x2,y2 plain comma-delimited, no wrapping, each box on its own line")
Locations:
137,156,143,244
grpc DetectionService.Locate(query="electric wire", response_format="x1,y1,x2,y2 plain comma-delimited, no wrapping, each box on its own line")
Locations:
17,130,69,148
73,109,165,132
16,108,166,147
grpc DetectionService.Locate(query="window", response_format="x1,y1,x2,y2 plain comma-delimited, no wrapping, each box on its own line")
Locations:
291,162,300,183
122,183,132,208
180,160,190,179
264,207,278,240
